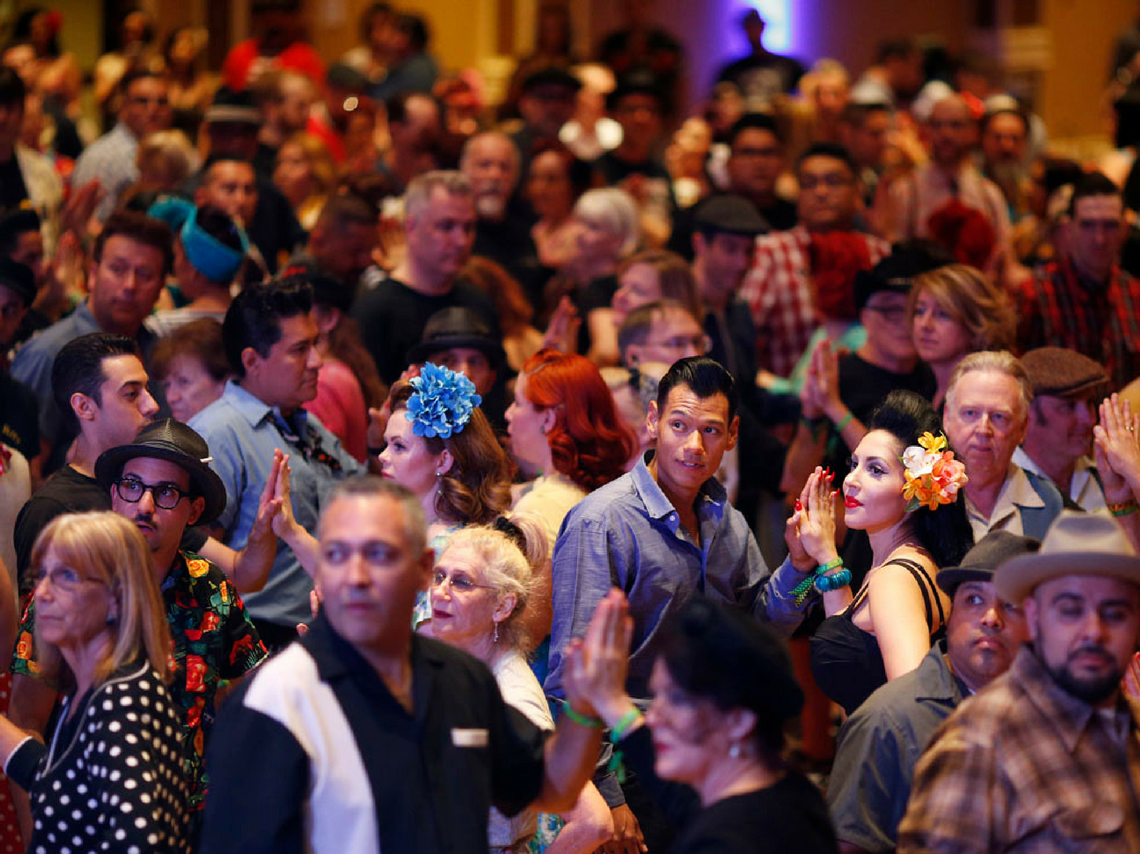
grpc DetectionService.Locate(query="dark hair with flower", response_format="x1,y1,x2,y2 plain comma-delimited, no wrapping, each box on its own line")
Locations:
866,391,973,568
406,362,482,439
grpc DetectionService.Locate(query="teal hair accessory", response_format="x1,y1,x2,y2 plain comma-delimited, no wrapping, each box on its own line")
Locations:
406,363,482,439
146,196,196,232
179,206,250,284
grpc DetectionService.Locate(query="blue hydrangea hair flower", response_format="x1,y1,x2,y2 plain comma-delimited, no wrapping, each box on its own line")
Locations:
406,362,482,439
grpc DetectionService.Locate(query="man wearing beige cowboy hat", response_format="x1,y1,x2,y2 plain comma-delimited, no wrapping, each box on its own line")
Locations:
898,510,1140,853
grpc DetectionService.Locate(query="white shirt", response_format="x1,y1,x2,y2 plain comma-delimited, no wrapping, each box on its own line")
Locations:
1012,446,1106,512
963,464,1044,542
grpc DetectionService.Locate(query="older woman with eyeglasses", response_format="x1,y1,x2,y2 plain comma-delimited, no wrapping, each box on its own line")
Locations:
423,518,612,854
0,512,190,853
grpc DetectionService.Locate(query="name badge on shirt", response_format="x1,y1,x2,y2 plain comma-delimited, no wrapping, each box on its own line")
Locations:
451,727,489,747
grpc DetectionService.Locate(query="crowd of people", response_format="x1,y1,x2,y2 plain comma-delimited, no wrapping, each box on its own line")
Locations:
0,0,1139,851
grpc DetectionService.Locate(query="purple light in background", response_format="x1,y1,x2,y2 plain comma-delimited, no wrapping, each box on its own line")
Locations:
751,0,792,53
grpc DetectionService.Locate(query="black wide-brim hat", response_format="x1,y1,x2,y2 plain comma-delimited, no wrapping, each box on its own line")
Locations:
95,419,227,525
936,530,1040,598
407,306,507,368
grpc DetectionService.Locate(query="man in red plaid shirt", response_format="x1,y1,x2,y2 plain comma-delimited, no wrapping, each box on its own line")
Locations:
740,142,888,378
1018,172,1140,391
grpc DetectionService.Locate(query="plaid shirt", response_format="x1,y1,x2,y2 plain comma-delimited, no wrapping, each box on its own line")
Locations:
897,646,1140,853
1018,257,1140,391
740,226,887,376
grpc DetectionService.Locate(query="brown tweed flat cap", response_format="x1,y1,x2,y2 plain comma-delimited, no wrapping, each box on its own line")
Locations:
1021,347,1109,399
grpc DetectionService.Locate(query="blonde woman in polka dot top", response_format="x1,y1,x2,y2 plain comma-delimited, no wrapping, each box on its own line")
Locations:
0,512,190,853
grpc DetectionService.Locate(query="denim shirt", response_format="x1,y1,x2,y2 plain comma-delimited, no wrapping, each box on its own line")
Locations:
190,381,365,626
545,454,808,702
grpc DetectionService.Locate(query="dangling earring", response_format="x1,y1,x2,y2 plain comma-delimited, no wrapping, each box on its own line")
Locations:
492,621,500,643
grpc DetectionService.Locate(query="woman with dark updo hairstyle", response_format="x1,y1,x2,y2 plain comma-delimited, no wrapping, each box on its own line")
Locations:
585,595,838,853
788,389,972,714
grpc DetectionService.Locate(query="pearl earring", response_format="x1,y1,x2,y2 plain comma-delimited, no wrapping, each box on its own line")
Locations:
728,742,741,759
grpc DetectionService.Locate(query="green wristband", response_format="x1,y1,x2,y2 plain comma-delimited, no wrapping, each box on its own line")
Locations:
834,410,854,432
561,700,603,728
610,708,642,743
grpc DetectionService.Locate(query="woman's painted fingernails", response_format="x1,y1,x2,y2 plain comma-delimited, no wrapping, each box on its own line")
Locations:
794,499,803,511
831,489,839,498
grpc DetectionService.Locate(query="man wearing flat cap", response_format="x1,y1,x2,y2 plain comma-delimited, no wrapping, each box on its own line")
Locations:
829,531,1034,853
690,194,788,525
899,510,1140,853
1015,346,1111,512
12,419,267,839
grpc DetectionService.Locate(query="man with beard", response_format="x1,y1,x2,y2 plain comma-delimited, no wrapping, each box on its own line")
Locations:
898,510,1140,853
190,280,364,649
979,100,1031,224
1014,347,1110,512
11,420,267,841
828,532,1034,853
459,131,541,294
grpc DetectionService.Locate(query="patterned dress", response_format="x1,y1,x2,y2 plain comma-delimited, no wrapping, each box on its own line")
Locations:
12,551,267,824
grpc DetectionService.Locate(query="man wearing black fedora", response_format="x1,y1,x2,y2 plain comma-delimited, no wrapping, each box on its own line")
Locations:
829,531,1034,853
899,510,1140,853
11,419,267,838
408,306,508,426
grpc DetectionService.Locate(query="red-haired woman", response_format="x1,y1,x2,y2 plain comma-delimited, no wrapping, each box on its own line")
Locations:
507,349,637,552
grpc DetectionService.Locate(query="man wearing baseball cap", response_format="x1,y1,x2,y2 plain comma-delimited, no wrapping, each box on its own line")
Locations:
1014,346,1111,511
899,510,1140,853
828,531,1034,853
12,419,267,839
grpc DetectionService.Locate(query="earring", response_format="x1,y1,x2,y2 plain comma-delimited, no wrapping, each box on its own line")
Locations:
436,471,442,477
728,742,741,759
492,621,500,643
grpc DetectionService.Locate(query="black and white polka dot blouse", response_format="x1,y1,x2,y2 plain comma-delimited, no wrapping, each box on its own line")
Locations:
6,660,190,854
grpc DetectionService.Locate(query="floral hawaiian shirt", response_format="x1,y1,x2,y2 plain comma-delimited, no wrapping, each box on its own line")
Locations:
12,550,267,814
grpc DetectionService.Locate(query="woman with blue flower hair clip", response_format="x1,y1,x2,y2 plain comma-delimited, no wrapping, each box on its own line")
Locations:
378,364,514,624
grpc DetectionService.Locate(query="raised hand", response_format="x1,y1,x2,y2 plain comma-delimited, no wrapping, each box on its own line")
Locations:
563,590,633,723
795,467,841,567
1094,394,1140,501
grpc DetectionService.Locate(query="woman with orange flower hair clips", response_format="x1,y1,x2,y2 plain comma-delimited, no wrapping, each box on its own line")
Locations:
786,390,973,714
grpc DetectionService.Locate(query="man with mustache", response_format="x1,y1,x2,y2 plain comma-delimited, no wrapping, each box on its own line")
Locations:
11,419,267,841
943,350,1064,542
827,531,1034,853
1014,347,1110,512
898,511,1140,852
191,279,365,650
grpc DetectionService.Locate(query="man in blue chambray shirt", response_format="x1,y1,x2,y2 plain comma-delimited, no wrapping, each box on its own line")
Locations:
545,357,813,850
191,279,363,648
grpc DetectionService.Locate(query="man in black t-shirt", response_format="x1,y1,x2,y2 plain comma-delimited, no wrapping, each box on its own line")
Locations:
715,10,805,112
351,171,498,385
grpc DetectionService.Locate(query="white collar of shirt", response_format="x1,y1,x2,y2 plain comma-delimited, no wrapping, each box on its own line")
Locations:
964,464,1043,540
1012,447,1105,511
